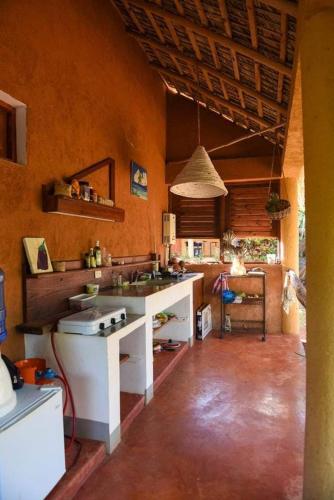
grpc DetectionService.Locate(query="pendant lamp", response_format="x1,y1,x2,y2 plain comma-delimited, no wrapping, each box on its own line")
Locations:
170,144,228,198
170,69,228,198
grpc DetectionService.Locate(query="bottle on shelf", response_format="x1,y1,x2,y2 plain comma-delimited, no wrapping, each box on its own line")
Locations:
84,252,91,269
89,248,96,268
111,272,118,288
94,241,102,267
117,272,123,287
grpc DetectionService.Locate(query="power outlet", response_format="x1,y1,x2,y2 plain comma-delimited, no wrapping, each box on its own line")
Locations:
95,270,102,279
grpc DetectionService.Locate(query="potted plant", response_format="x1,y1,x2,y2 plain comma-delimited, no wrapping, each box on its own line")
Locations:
266,192,291,220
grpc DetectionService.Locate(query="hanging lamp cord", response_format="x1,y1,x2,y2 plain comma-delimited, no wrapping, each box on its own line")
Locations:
169,122,285,166
267,142,276,198
196,64,201,146
267,139,289,199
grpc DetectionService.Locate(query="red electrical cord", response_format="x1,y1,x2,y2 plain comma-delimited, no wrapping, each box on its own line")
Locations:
50,330,76,451
56,375,68,413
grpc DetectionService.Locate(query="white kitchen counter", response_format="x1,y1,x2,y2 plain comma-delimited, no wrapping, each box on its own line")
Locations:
97,272,204,402
24,273,204,453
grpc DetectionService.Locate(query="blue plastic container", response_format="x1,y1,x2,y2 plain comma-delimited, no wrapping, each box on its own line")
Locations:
222,289,236,304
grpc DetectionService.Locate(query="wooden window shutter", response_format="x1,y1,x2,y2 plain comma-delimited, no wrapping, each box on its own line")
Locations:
0,100,16,162
226,183,279,237
169,192,220,239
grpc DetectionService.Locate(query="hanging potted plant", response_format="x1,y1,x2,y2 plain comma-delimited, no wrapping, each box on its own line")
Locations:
265,143,291,220
266,192,291,220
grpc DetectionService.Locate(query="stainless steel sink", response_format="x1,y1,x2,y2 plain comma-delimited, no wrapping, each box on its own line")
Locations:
147,279,180,285
129,278,181,286
128,274,196,287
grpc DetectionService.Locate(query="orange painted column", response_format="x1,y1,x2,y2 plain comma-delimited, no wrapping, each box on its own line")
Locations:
300,1,334,497
281,176,299,334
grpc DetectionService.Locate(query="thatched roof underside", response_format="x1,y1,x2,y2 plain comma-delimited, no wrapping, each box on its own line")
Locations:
113,0,298,146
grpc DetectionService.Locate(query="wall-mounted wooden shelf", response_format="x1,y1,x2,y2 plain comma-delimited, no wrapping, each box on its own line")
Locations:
21,255,155,324
42,157,124,222
42,189,125,222
26,260,154,280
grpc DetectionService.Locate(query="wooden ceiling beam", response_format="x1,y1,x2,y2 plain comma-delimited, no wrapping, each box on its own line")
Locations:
170,54,184,74
124,0,292,76
130,32,287,115
193,0,208,26
217,0,232,37
246,0,266,121
157,67,279,129
246,0,258,49
138,39,166,68
166,19,182,50
208,38,221,69
277,12,287,105
220,80,229,101
254,63,264,117
186,28,202,60
260,0,298,16
216,1,244,111
146,11,165,43
173,0,184,16
203,69,213,92
122,0,144,33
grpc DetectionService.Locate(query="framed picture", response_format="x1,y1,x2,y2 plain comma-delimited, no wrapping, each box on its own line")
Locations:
130,161,148,200
23,237,53,274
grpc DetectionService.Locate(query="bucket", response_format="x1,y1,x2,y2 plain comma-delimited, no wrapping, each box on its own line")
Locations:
15,358,46,384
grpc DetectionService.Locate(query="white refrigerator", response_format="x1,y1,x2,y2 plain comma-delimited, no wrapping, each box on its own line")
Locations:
0,384,65,500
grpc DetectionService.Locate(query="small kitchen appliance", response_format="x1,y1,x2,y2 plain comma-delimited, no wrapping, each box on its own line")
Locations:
58,306,127,335
0,269,17,418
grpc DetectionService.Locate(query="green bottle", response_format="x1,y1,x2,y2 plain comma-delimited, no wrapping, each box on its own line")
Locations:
89,248,96,268
94,241,102,267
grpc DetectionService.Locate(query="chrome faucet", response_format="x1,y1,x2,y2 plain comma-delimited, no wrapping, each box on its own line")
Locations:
130,270,143,283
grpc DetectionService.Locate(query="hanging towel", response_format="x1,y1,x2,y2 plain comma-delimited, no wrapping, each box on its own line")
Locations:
282,271,296,314
212,273,228,295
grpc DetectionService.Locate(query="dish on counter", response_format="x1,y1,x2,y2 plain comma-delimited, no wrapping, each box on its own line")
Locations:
153,319,161,329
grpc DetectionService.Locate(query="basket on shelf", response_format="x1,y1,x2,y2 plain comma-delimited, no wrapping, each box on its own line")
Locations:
265,193,291,220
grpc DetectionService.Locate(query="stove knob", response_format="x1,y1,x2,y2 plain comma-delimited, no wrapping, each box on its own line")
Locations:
99,323,105,330
111,318,116,325
121,313,126,320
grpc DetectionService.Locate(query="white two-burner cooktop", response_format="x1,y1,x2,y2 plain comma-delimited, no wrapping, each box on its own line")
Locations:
58,306,127,335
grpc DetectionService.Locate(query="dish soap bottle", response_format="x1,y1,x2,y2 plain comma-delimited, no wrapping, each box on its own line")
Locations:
89,248,96,268
94,241,102,267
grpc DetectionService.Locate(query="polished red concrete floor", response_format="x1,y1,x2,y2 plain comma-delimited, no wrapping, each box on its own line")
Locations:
75,333,305,500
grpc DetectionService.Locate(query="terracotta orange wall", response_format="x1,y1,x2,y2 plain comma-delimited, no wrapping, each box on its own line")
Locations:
280,176,300,334
0,0,167,359
166,93,273,162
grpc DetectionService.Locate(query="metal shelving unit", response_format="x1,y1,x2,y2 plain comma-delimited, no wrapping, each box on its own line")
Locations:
220,273,266,341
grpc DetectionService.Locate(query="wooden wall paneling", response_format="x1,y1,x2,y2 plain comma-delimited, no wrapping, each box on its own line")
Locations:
170,193,220,239
225,182,280,237
22,257,154,323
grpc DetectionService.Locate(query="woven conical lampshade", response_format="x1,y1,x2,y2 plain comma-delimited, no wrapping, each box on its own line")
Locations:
170,145,228,198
